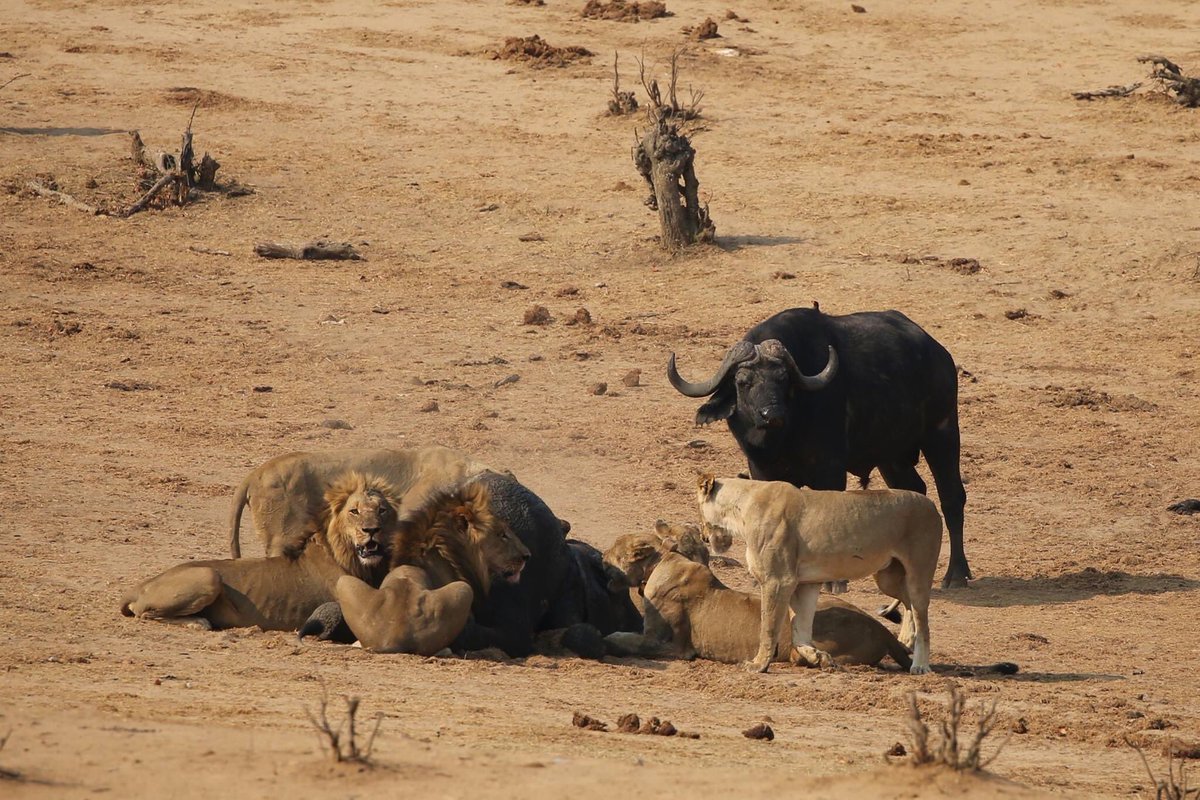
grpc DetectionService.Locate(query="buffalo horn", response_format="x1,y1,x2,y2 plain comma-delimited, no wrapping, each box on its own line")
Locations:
780,343,838,391
666,340,757,397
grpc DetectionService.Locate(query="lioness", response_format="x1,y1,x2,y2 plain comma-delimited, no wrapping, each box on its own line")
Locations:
328,474,531,652
696,474,941,674
229,445,491,559
602,529,913,669
122,473,396,631
335,566,474,656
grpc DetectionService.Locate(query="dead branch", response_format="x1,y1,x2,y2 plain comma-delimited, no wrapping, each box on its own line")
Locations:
0,73,30,92
254,240,363,260
1072,82,1142,100
305,685,384,764
188,245,232,256
905,688,1008,771
123,172,177,217
25,181,101,215
129,130,177,174
1138,55,1200,107
607,52,639,116
1126,736,1199,800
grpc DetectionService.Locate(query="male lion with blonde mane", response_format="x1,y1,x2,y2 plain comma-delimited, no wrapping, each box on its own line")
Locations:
696,474,942,674
122,473,398,631
602,524,914,669
228,445,492,559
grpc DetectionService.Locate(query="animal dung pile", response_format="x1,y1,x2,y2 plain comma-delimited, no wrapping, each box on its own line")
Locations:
580,0,669,22
523,305,553,325
572,712,699,738
491,35,593,68
742,722,774,741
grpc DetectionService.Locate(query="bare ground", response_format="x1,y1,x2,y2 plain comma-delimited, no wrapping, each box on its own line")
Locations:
1,0,1199,796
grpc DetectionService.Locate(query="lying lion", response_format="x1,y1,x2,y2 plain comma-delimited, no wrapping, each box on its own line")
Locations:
334,566,473,656
229,445,491,559
602,528,913,669
697,474,942,674
327,473,531,652
122,473,396,631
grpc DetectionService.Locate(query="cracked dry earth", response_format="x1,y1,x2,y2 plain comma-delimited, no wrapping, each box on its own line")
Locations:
1,0,1198,797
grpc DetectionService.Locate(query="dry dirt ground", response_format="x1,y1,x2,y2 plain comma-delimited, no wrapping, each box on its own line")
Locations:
2,0,1199,796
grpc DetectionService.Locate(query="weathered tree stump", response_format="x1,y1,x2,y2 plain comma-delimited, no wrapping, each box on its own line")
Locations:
634,112,714,251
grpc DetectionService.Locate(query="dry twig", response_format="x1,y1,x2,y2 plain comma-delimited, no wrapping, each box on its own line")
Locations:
1126,736,1199,800
25,181,101,215
905,687,1009,771
306,685,385,764
0,73,31,92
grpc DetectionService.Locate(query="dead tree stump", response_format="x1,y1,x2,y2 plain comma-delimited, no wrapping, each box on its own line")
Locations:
634,112,713,250
631,50,713,251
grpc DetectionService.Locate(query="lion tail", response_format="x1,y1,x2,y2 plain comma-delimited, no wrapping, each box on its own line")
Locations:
228,474,252,558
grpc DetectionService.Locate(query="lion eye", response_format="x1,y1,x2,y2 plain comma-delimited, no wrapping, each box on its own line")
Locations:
349,508,360,516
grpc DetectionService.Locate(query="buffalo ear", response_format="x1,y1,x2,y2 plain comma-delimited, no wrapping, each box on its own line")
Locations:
695,386,736,426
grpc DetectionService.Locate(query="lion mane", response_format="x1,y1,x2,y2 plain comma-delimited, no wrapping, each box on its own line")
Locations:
388,478,524,606
316,472,401,585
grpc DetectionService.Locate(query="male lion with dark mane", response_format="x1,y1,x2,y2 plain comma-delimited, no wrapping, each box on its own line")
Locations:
333,474,530,651
122,473,397,631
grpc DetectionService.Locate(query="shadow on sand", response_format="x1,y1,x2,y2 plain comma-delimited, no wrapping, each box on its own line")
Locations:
938,569,1200,608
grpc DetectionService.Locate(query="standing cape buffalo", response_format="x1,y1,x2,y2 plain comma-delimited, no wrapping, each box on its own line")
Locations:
667,307,971,588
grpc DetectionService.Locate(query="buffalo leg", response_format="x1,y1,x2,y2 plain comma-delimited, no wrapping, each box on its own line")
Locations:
922,420,971,587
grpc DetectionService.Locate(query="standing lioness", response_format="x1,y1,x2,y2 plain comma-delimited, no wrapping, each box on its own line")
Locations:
696,474,942,674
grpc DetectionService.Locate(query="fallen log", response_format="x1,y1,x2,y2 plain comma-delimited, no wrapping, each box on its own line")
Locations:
254,240,363,260
25,181,102,215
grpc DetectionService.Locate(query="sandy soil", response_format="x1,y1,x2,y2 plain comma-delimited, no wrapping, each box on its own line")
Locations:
2,0,1199,796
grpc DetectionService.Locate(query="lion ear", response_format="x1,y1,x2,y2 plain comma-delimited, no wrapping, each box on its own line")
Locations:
698,473,716,498
653,519,672,537
452,503,476,533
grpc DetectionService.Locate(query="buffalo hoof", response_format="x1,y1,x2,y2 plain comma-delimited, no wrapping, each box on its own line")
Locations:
298,601,356,643
877,603,903,624
562,623,606,661
941,571,973,589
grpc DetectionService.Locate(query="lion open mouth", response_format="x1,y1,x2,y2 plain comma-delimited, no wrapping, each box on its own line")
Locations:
502,563,525,585
356,540,383,563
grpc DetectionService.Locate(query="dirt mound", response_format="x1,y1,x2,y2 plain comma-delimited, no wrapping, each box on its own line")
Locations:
580,0,669,22
1047,386,1157,412
491,35,593,67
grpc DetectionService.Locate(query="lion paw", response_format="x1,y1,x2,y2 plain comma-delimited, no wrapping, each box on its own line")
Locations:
909,662,932,675
822,580,849,595
744,658,771,674
792,645,836,670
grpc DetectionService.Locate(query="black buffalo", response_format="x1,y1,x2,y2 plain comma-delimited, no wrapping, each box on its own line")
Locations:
667,306,971,588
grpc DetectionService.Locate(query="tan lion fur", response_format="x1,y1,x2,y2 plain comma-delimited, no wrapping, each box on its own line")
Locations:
696,475,942,674
228,445,492,559
602,528,912,669
122,473,398,631
336,566,474,655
